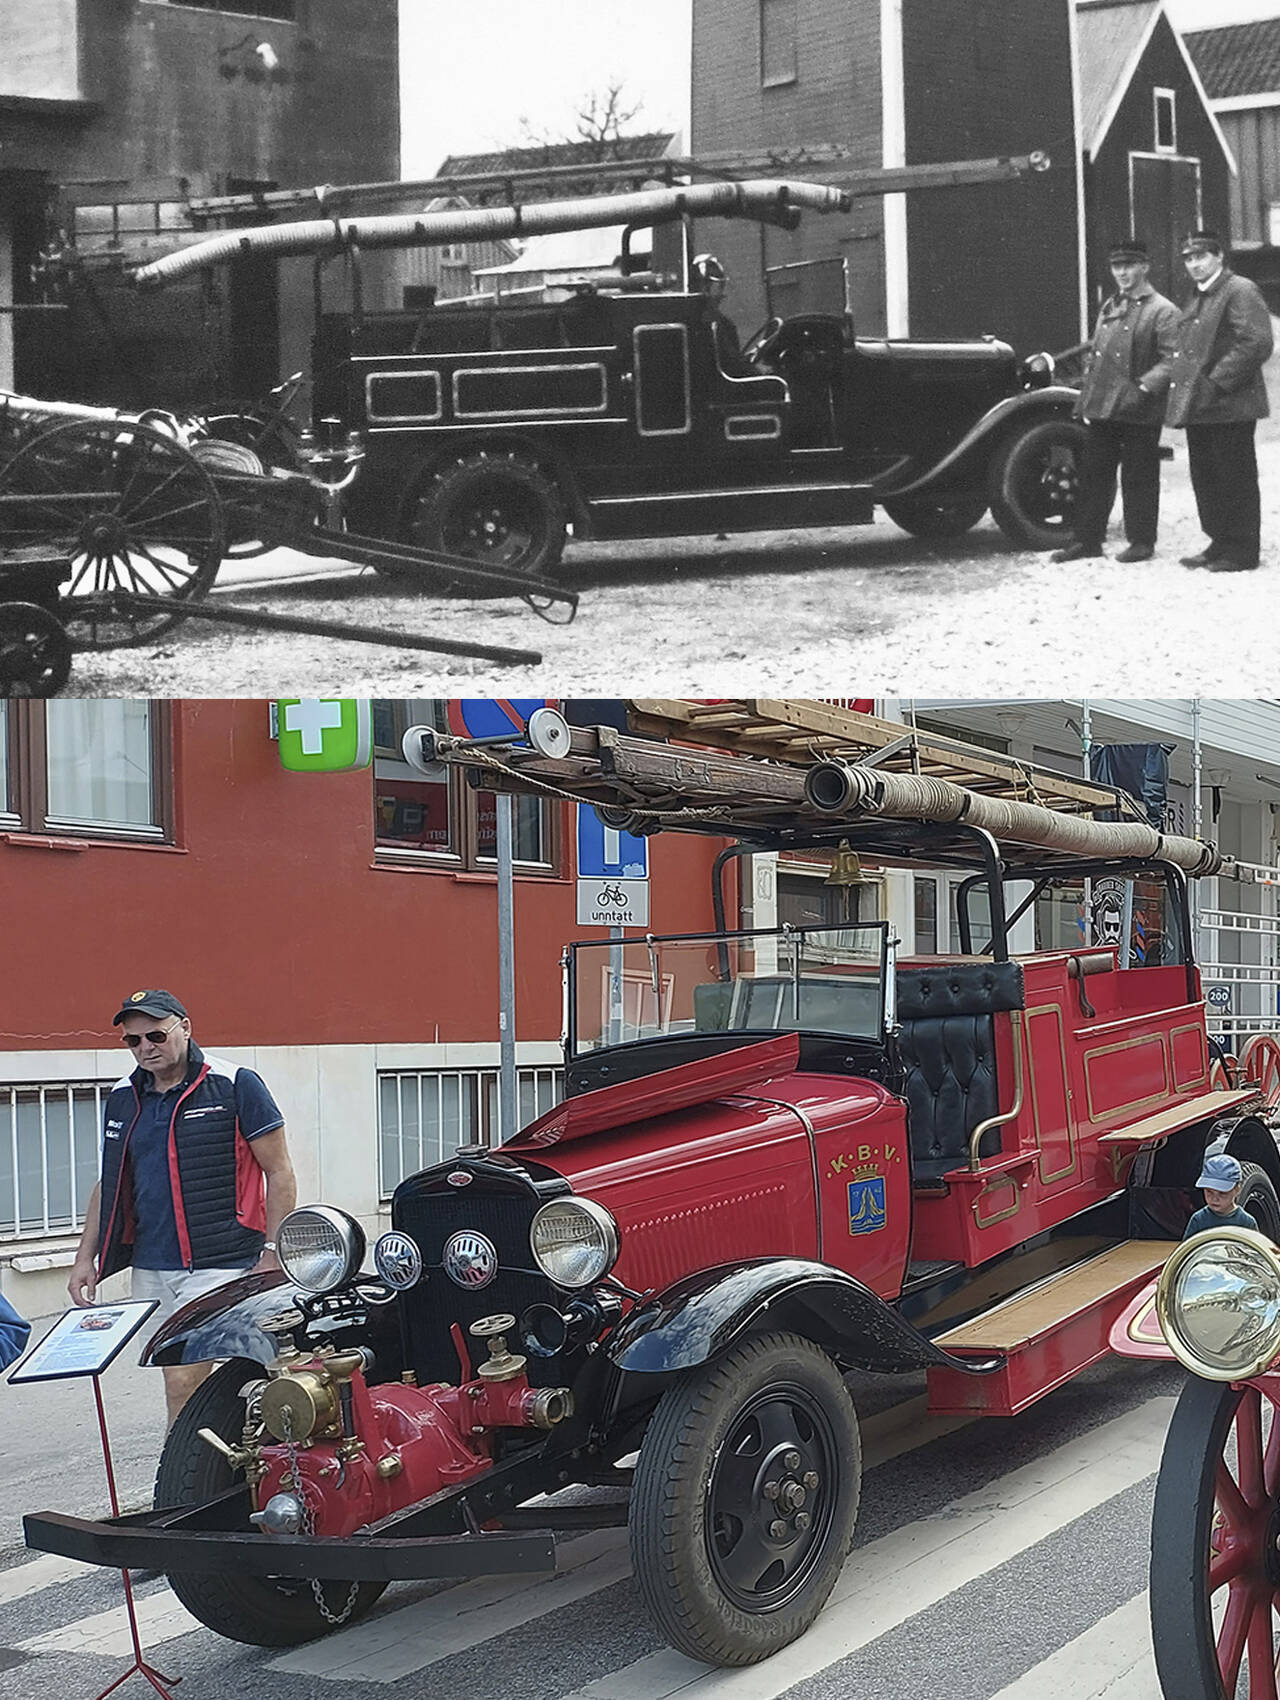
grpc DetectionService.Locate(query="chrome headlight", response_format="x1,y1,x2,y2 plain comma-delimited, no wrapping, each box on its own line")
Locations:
1157,1227,1280,1380
530,1197,619,1289
277,1205,366,1294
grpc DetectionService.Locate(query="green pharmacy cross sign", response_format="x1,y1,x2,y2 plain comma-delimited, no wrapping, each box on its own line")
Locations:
276,700,373,772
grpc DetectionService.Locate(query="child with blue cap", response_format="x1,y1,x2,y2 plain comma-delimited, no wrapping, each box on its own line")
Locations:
1182,1151,1259,1239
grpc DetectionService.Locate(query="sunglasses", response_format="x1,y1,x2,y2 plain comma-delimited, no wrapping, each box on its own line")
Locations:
122,1019,182,1048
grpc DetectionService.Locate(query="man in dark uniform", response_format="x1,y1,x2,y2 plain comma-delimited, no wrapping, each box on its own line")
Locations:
1051,237,1177,563
1167,230,1273,572
693,253,754,376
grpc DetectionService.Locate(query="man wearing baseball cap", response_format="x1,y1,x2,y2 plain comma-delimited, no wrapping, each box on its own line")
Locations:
1166,229,1273,572
1182,1151,1259,1239
68,990,297,1427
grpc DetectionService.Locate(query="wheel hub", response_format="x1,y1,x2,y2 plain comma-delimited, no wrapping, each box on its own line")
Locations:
754,1443,822,1549
79,516,128,556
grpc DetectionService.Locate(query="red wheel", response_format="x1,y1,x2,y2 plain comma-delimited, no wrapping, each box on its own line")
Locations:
1151,1375,1280,1699
1211,1055,1239,1093
1242,1037,1280,1108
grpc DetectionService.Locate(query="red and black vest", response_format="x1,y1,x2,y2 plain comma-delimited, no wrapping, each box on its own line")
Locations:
97,1042,268,1278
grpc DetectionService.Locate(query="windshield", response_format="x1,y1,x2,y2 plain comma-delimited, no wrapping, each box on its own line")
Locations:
569,925,890,1057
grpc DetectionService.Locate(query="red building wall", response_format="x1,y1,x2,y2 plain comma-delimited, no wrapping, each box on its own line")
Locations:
3,702,731,1056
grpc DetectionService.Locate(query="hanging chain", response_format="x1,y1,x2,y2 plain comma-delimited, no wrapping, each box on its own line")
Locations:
278,1406,362,1627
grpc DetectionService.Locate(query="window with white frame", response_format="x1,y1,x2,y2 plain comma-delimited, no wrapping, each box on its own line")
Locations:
371,699,555,869
1,700,171,839
378,1066,563,1195
1,1082,107,1240
1155,89,1177,153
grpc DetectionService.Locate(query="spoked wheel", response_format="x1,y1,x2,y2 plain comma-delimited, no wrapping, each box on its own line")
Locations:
987,418,1087,550
0,601,72,697
1151,1375,1280,1699
1242,1037,1280,1109
0,418,224,649
154,1358,386,1646
630,1332,861,1666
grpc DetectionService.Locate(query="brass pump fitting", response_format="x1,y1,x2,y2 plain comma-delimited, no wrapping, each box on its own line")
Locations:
470,1314,527,1381
261,1364,341,1443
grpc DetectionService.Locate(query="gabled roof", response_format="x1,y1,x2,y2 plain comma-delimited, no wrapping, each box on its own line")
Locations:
437,132,678,179
1076,1,1161,155
1185,19,1280,102
1074,0,1235,173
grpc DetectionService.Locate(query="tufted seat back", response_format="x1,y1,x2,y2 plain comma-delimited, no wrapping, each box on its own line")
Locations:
896,960,1025,1182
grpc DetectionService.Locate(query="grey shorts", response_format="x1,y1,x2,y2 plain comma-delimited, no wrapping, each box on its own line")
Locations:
130,1264,254,1334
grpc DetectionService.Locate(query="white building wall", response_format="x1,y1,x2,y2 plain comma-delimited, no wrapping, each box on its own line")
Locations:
0,1038,563,1317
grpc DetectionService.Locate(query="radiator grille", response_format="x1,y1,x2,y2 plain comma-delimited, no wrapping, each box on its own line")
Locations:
392,1185,562,1386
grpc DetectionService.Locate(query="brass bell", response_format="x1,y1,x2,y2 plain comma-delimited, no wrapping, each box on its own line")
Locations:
825,841,863,886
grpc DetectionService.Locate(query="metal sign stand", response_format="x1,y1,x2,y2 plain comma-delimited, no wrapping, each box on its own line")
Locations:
89,1373,181,1700
7,1301,178,1698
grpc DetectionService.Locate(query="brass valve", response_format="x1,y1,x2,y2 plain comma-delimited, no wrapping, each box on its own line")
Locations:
470,1313,527,1382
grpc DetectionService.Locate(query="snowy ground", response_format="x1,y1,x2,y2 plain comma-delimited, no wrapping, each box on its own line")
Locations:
63,340,1280,700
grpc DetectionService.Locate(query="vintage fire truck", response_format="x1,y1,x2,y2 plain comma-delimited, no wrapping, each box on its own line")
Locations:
129,161,1084,579
25,700,1276,1668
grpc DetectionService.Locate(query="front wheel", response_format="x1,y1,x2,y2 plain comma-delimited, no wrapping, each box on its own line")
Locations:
987,418,1087,549
629,1331,861,1667
404,450,567,582
882,493,988,539
153,1357,386,1646
1150,1374,1280,1700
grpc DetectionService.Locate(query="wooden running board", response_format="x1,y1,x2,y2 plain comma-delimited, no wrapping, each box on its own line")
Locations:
925,1239,1173,1417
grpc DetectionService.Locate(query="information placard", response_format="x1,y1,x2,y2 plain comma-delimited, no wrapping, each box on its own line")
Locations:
8,1300,159,1385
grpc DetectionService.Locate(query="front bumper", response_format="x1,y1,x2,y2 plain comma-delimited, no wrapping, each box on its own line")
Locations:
24,1488,557,1582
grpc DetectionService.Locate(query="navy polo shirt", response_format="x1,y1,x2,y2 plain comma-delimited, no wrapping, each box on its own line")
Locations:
128,1067,283,1270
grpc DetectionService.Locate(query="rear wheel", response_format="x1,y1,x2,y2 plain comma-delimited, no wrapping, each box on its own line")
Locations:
987,418,1086,549
882,493,987,539
153,1357,386,1646
404,450,567,583
1239,1161,1280,1240
629,1332,860,1666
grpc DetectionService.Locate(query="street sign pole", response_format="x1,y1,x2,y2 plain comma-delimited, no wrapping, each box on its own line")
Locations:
497,793,517,1143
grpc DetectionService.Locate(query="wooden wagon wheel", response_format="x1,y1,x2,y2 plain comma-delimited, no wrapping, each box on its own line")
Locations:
0,417,224,650
1241,1034,1280,1108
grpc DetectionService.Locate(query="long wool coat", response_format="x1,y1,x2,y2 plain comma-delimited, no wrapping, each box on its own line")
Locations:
1165,268,1273,428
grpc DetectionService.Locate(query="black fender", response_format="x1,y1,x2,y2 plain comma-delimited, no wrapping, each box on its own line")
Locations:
882,387,1079,501
606,1258,1002,1377
141,1269,295,1367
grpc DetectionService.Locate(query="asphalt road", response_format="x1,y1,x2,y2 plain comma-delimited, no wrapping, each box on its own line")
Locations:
0,1326,1188,1700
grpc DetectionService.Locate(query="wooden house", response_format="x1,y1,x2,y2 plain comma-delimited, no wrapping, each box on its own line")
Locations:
1077,0,1233,306
1185,17,1280,303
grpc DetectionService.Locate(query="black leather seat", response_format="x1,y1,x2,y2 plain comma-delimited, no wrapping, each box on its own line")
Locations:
896,960,1025,1183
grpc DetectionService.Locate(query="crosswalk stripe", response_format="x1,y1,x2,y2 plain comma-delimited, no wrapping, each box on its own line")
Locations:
16,1585,202,1657
983,1593,1155,1700
270,1525,631,1679
0,1553,96,1606
272,1385,974,1682
559,1395,1175,1700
